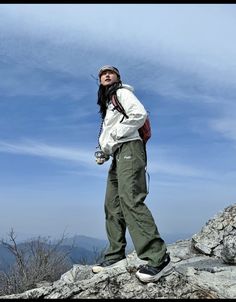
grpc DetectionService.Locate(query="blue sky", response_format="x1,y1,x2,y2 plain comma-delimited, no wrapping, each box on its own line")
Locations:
0,4,236,242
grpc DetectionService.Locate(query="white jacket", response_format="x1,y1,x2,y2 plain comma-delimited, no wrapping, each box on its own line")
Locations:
99,84,147,155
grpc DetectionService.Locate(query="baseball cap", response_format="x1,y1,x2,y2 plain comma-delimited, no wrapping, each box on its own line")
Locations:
98,65,120,79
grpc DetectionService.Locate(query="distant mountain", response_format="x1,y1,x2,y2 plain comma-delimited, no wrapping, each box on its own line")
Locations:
163,233,193,244
0,245,15,271
0,233,192,272
61,235,108,252
60,235,108,265
0,235,108,272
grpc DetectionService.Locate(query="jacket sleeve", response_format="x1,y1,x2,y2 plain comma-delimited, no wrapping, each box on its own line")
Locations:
111,88,147,140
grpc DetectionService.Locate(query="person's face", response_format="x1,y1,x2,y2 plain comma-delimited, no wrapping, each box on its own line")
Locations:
100,70,119,86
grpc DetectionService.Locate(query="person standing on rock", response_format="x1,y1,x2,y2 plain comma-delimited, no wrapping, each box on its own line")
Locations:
92,65,173,283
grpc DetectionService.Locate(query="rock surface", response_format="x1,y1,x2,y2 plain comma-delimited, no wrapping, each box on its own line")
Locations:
1,204,235,299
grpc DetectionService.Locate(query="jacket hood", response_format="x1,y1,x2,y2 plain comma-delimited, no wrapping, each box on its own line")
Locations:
121,84,134,92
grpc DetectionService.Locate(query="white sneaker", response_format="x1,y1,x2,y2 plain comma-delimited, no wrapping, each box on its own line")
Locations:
92,257,126,273
136,254,173,283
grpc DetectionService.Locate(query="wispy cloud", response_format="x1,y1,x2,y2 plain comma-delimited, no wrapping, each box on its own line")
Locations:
0,140,93,166
1,4,236,89
209,118,236,142
64,168,108,179
0,139,209,180
149,160,205,178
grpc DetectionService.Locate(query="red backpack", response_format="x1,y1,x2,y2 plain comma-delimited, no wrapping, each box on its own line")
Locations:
137,115,151,144
111,94,151,144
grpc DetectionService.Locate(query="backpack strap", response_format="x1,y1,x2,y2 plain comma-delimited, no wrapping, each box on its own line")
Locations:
111,93,129,122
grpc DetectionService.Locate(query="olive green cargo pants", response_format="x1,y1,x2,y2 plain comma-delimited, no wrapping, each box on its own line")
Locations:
104,140,167,267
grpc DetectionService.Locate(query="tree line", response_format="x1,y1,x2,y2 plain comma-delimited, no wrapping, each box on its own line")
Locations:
0,228,105,296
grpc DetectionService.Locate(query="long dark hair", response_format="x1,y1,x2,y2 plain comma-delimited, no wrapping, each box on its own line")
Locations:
97,80,122,119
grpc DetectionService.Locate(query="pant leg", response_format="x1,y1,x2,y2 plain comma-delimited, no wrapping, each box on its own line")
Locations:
104,157,127,260
117,140,167,267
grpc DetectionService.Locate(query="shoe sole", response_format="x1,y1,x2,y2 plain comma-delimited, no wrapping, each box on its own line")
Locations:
92,265,106,273
92,259,126,274
136,262,173,283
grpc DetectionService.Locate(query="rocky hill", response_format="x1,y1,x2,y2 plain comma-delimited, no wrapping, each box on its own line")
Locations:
1,204,235,299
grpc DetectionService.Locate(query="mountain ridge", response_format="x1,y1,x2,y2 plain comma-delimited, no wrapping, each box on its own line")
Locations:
0,232,192,271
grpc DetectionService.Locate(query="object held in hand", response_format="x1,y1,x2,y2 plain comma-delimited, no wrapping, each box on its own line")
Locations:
94,150,109,165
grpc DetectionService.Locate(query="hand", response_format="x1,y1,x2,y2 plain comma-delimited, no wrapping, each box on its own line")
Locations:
96,157,106,165
94,149,110,165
